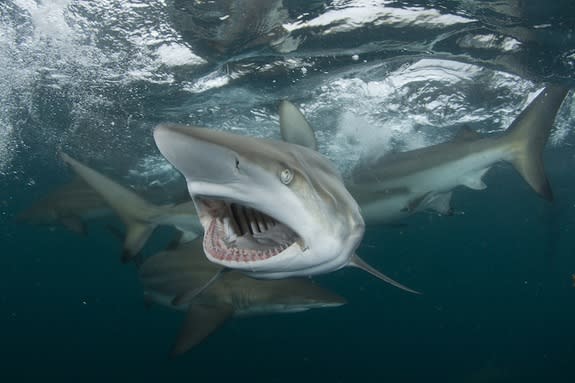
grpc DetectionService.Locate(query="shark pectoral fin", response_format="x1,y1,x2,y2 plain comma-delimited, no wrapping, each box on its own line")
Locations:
122,221,156,263
428,192,453,215
178,230,201,244
401,192,431,213
59,215,87,235
171,268,227,306
171,304,234,357
503,85,569,202
460,169,488,190
105,224,146,266
349,254,421,295
278,100,317,150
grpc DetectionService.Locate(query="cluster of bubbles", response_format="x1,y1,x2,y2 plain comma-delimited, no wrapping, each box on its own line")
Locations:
1,0,573,187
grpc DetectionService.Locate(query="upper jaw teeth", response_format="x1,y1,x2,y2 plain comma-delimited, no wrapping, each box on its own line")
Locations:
223,216,237,241
221,216,294,249
201,199,304,263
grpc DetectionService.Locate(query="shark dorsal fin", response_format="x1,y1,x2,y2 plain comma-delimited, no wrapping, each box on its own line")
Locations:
171,304,234,357
171,268,227,306
452,126,482,142
278,100,317,150
349,254,421,295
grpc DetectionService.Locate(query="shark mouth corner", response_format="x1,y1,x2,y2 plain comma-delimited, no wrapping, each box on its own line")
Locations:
198,198,302,264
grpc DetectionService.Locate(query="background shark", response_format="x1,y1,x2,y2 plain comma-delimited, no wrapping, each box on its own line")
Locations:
139,237,347,356
60,153,203,262
15,177,112,235
279,85,569,225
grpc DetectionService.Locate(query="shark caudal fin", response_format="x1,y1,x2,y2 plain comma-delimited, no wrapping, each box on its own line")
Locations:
61,153,162,262
503,85,569,202
349,254,421,295
278,100,317,150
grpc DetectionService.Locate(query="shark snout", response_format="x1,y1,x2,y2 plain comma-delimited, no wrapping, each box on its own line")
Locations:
154,124,242,186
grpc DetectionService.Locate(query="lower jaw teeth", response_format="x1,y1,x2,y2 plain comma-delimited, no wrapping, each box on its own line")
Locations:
212,212,297,262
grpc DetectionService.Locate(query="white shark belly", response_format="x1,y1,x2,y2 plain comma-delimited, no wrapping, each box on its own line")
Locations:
357,145,509,224
405,146,509,193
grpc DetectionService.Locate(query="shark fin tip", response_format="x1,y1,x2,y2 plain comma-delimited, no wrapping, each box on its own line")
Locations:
350,254,421,295
121,249,133,264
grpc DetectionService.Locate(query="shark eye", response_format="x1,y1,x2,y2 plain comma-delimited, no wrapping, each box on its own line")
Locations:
280,168,294,185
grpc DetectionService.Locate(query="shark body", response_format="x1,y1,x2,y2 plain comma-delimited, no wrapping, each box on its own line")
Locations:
139,238,346,356
16,177,112,234
153,123,418,292
279,85,569,224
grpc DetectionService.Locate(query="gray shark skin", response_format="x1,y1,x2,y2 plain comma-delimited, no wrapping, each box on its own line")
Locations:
60,153,203,262
139,238,346,356
153,123,419,293
16,177,112,234
279,100,317,150
279,86,569,225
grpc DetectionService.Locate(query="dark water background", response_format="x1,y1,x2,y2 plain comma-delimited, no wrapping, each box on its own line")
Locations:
2,1,575,381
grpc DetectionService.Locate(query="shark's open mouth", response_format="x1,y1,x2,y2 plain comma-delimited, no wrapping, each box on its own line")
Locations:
199,198,300,263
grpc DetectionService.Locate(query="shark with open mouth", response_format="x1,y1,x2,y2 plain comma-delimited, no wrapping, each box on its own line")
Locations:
154,123,418,293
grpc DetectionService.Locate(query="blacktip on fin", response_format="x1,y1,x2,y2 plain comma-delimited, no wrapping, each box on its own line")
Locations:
503,84,570,202
278,100,317,150
171,304,234,357
349,254,421,295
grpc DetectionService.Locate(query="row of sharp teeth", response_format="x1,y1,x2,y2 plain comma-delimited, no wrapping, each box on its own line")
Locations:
229,203,276,236
204,218,290,262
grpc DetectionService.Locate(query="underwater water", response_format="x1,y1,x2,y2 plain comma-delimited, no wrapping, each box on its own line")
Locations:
2,0,575,381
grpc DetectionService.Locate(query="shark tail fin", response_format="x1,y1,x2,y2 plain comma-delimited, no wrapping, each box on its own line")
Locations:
60,152,162,261
349,254,421,295
503,85,569,202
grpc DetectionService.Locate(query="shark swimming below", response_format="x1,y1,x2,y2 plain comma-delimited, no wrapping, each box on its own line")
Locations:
279,85,570,224
139,237,347,356
153,123,419,293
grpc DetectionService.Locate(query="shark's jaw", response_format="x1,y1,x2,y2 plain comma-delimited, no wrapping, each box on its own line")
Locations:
197,197,302,264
